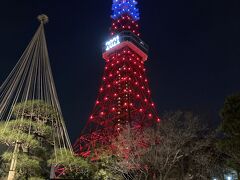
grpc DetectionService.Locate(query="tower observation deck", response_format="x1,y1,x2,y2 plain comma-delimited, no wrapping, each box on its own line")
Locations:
74,0,160,158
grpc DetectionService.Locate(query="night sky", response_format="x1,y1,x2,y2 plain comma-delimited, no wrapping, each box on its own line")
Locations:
0,0,239,142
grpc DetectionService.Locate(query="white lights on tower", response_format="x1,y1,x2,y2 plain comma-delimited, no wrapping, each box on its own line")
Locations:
105,35,120,51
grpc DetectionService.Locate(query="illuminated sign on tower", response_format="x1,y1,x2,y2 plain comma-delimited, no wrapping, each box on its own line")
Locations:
105,35,120,51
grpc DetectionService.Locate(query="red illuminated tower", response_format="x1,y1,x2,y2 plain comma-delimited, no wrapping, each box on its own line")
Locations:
74,0,160,157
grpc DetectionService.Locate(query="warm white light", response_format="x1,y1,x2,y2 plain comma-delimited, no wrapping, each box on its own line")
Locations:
106,35,120,51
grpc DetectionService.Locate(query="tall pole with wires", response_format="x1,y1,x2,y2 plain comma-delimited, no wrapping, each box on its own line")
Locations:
6,15,49,180
0,14,72,179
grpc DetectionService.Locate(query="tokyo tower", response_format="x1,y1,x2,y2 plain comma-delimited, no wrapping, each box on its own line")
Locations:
74,0,160,157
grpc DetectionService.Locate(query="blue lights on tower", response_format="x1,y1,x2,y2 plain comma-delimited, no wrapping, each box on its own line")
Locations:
111,0,140,21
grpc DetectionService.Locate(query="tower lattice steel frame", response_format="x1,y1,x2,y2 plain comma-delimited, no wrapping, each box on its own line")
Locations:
74,0,160,158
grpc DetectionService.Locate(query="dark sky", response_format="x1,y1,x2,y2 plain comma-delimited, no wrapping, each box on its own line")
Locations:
0,0,239,142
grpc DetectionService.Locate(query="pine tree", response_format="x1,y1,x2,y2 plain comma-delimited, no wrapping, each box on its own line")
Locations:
0,100,56,179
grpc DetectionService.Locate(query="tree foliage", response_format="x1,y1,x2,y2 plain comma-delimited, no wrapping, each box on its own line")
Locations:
0,100,55,179
218,93,240,176
49,149,120,180
13,100,58,122
2,152,41,177
105,111,227,180
92,154,123,180
49,149,92,179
